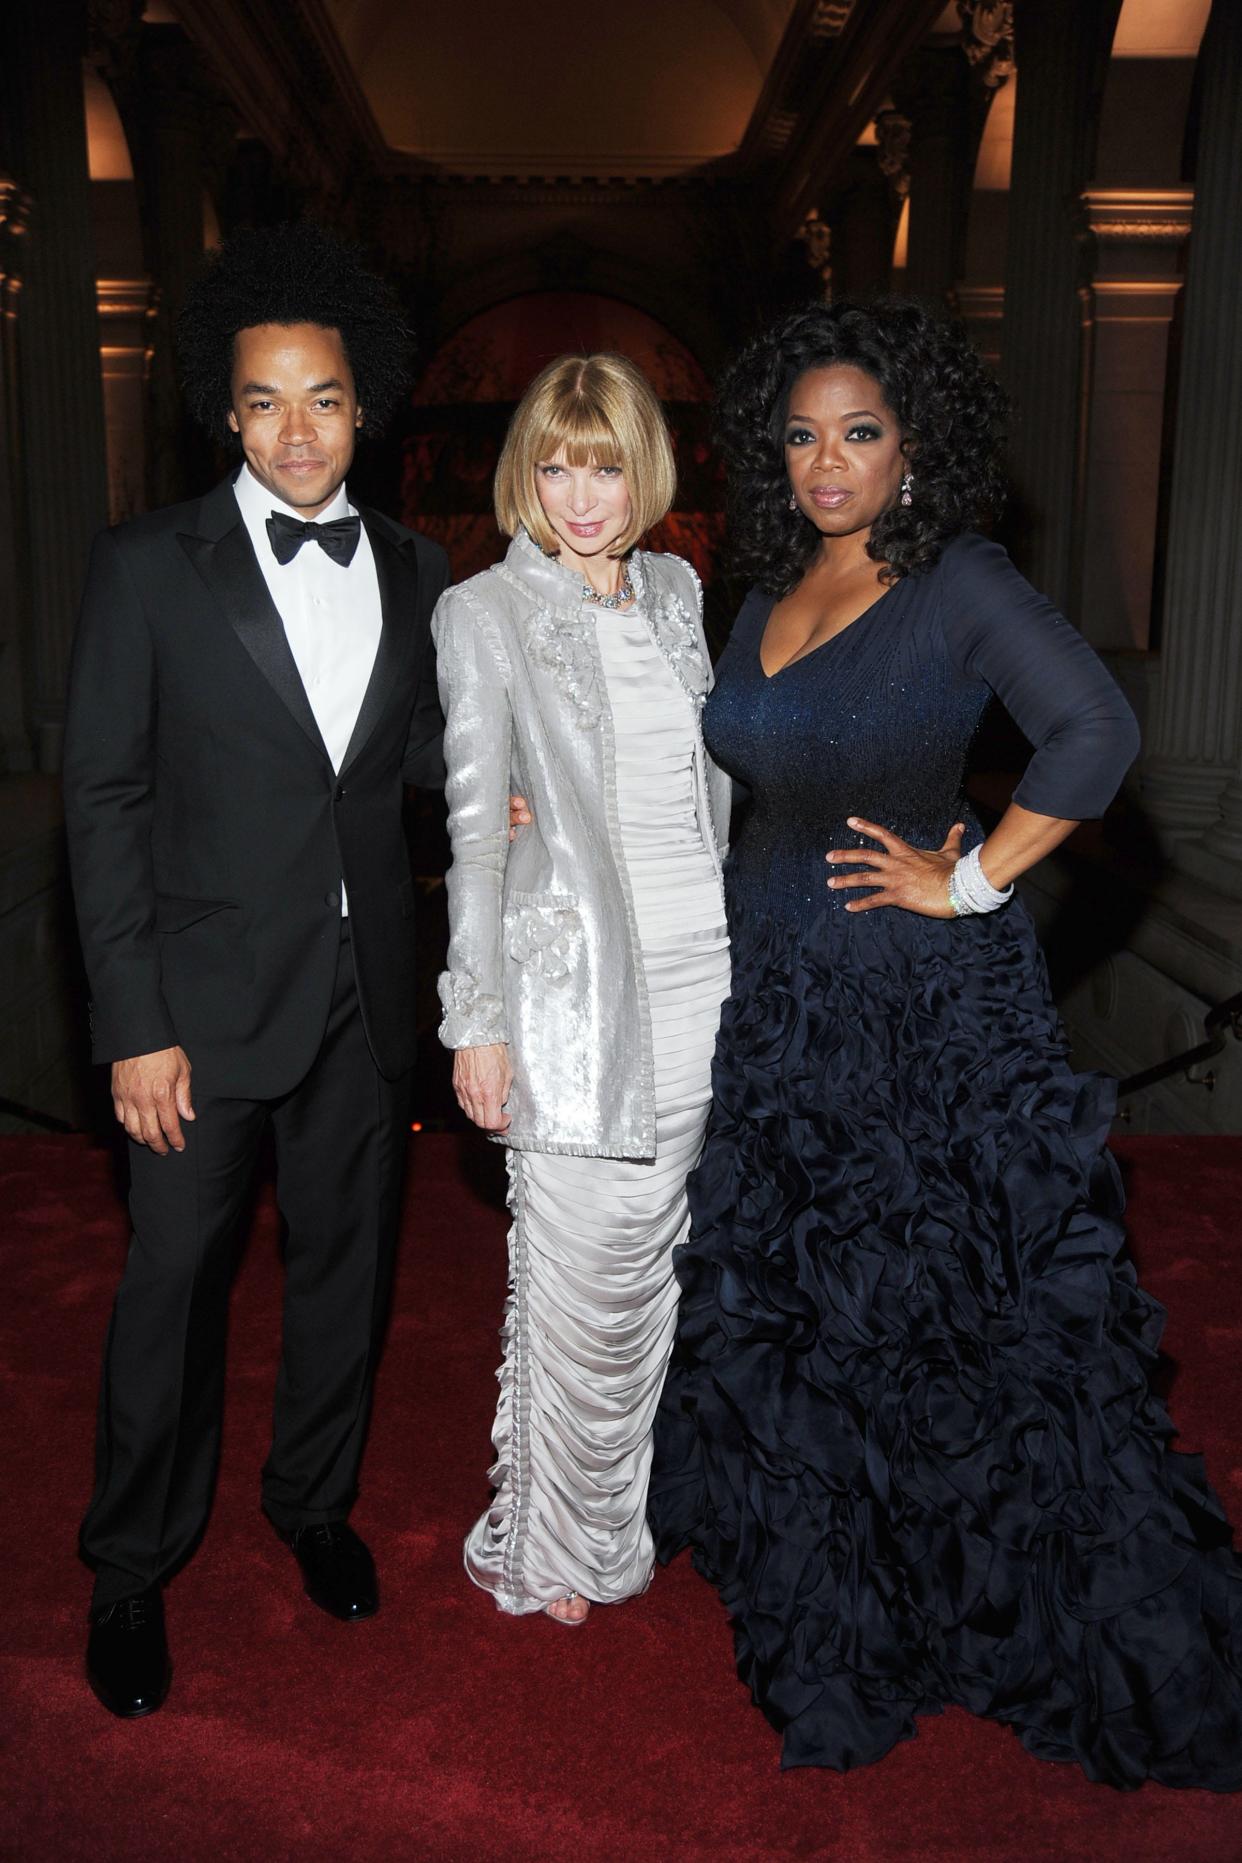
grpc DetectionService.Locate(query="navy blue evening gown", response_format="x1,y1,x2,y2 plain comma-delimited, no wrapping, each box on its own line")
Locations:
648,532,1242,1789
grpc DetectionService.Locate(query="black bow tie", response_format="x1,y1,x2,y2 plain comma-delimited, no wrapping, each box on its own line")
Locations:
266,510,362,567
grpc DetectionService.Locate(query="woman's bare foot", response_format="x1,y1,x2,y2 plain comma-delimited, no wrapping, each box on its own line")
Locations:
545,1591,590,1626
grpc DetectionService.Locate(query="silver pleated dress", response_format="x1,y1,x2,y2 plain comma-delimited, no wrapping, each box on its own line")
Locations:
464,600,730,1612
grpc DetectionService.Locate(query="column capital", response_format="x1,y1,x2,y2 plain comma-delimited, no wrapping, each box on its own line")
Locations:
809,2,857,37
873,109,911,199
0,176,33,239
86,0,145,92
956,2,1015,91
0,176,34,315
96,275,158,326
955,282,1004,321
1080,187,1194,245
794,207,832,297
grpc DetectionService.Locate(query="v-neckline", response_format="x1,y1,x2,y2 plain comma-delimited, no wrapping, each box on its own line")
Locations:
756,579,898,681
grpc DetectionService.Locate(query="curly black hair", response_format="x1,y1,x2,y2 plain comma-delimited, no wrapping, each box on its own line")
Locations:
177,221,412,443
715,298,1007,595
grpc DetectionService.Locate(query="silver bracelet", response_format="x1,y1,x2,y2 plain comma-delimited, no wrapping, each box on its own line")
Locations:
948,845,1014,917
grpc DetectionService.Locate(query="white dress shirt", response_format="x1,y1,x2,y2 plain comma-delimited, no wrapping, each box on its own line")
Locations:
233,464,383,914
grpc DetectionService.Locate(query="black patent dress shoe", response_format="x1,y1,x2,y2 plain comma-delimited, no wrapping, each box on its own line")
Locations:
288,1522,379,1621
86,1587,171,1718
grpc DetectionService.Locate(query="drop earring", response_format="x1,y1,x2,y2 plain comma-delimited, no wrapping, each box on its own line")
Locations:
900,472,913,507
788,492,798,512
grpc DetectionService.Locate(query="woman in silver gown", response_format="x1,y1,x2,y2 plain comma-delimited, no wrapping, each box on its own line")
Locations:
432,354,731,1624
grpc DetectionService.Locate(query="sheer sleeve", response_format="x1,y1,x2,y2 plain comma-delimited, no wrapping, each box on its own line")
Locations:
941,532,1140,819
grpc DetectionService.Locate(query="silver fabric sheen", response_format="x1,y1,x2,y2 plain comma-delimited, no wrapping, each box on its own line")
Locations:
432,530,731,1159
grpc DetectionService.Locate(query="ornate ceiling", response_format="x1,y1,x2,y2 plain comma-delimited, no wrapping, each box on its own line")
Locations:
322,0,800,179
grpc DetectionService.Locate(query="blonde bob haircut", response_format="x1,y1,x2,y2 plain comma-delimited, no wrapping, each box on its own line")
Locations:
494,352,677,558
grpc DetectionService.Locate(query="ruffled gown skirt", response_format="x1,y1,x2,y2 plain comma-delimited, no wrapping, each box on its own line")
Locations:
465,606,729,1612
649,893,1242,1789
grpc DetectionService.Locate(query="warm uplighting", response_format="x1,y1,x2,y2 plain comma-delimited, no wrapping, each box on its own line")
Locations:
83,68,133,182
891,195,909,271
973,74,1016,191
1112,0,1211,57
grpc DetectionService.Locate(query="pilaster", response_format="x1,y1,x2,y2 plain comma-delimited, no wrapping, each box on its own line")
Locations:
1076,188,1192,653
1142,0,1242,857
999,0,1122,613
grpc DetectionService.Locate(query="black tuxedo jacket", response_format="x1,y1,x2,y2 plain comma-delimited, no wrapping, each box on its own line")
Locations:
63,474,449,1095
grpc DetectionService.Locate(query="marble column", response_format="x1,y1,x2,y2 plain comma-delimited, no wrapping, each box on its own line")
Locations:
893,47,974,308
1076,189,1192,654
8,4,110,772
1000,0,1122,613
1141,0,1242,865
0,179,34,772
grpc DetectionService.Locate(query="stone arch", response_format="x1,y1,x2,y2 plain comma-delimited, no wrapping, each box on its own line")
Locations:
399,292,724,584
423,250,729,385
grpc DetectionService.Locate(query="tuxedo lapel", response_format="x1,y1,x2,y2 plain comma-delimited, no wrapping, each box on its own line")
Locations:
339,511,420,775
178,481,331,764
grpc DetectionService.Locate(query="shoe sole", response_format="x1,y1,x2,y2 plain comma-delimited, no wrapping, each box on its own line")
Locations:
87,1667,172,1718
301,1583,379,1622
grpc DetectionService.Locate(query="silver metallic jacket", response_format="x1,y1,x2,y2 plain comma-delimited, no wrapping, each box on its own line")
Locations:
432,529,731,1160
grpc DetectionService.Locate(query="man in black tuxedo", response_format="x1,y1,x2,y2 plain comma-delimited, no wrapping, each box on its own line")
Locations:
64,223,456,1717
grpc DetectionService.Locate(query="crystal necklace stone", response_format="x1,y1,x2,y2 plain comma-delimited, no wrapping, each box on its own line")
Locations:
582,564,635,610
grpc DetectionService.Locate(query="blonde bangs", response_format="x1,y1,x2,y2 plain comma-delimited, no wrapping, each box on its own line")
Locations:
534,397,623,471
494,351,677,556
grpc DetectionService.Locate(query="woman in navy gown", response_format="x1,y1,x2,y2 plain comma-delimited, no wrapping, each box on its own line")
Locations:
648,300,1242,1790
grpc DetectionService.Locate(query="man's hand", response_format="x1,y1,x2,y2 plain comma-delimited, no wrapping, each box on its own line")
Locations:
453,1043,512,1132
111,1046,195,1154
508,794,532,841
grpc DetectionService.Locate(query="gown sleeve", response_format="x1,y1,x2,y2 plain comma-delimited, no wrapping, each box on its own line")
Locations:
940,532,1141,819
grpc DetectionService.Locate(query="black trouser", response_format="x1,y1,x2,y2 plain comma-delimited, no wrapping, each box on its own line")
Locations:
81,927,412,1610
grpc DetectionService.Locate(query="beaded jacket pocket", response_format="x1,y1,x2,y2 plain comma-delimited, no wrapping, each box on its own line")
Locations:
504,892,582,983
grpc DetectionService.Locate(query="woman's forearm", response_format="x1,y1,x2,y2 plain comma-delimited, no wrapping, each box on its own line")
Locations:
977,801,1079,891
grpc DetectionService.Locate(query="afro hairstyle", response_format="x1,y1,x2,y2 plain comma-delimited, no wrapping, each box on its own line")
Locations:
177,220,412,443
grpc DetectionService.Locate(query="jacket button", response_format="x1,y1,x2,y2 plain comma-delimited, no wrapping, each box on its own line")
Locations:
324,890,340,909
335,785,347,801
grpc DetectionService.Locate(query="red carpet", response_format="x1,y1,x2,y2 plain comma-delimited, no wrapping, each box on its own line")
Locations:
2,1132,1240,1861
